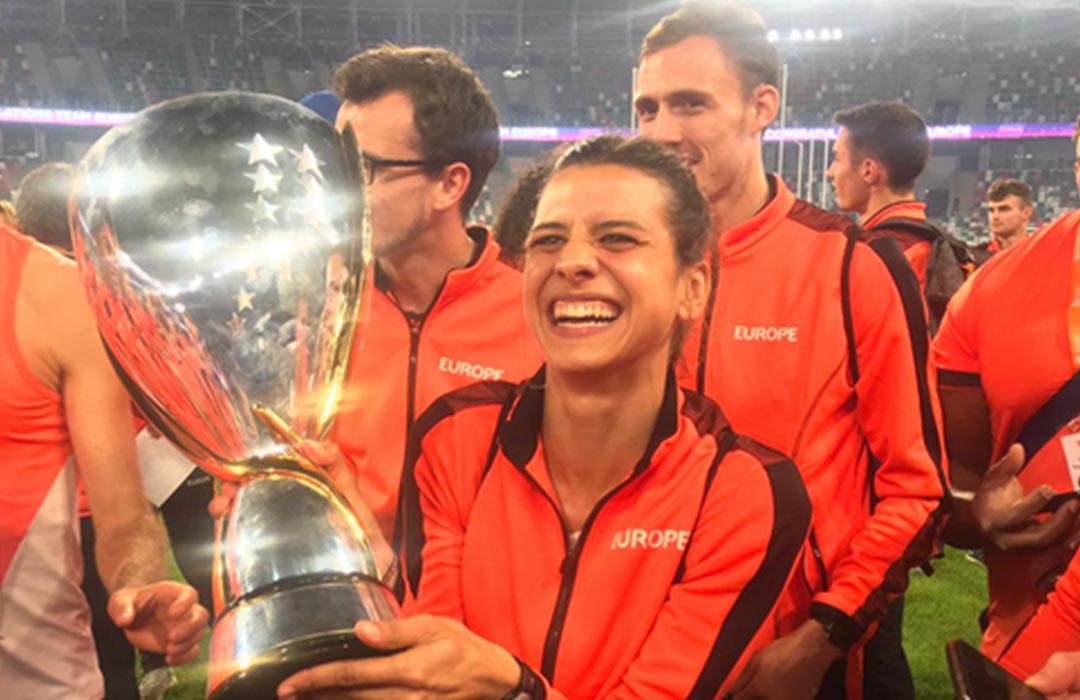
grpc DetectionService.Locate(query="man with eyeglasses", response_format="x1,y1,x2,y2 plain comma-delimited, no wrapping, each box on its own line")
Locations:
330,46,542,552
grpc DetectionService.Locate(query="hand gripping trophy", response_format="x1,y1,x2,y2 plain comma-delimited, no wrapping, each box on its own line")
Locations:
69,92,398,699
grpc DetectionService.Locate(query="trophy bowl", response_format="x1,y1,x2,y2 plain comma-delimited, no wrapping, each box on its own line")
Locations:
69,91,399,699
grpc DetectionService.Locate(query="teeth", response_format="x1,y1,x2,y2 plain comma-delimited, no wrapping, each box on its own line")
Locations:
553,300,620,324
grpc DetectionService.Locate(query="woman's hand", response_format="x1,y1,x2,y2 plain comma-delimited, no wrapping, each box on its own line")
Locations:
276,614,521,700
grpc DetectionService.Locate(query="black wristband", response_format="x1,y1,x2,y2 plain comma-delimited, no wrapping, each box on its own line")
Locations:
809,602,864,651
498,657,546,700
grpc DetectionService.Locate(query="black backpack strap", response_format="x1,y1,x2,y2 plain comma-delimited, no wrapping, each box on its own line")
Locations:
1017,369,1080,465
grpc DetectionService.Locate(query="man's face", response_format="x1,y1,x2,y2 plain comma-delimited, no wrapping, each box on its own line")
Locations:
987,194,1032,240
635,35,766,207
336,91,438,259
826,129,871,214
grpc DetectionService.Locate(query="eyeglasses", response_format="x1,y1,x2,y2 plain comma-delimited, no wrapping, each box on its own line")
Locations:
359,151,444,185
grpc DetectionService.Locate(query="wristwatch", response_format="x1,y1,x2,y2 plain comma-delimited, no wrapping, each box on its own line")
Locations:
498,658,545,700
810,602,863,652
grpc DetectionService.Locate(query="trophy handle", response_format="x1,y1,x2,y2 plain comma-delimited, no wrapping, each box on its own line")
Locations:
252,403,306,456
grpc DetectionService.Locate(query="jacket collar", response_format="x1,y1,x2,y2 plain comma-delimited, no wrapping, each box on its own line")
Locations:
864,200,927,230
499,365,681,479
716,174,796,259
374,225,502,314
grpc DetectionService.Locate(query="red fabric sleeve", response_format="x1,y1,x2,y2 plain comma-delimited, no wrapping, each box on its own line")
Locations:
401,415,491,621
812,242,946,631
932,272,982,377
1000,548,1080,679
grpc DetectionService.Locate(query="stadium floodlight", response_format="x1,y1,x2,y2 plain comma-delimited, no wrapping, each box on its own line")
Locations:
820,28,832,40
790,29,802,41
833,28,843,40
805,29,817,40
767,29,779,43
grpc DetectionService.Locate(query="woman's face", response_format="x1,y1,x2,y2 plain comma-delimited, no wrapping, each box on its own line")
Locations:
524,164,707,376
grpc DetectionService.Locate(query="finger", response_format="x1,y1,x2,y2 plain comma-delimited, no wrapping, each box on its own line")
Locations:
278,658,398,697
166,604,210,643
1001,500,1080,550
165,640,203,667
1029,652,1080,694
994,484,1058,530
207,496,229,518
166,585,199,617
107,589,137,628
299,440,339,469
166,626,206,659
208,483,238,518
983,444,1026,486
353,617,433,652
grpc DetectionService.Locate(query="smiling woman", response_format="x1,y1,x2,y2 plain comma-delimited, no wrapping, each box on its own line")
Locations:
276,137,815,700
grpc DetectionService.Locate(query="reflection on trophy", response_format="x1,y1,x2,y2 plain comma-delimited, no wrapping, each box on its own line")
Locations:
69,92,398,699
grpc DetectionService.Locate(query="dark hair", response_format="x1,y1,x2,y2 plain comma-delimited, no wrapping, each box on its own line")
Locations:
550,136,711,268
494,151,561,269
641,1,778,97
333,45,500,217
15,162,76,251
834,101,930,191
987,178,1033,207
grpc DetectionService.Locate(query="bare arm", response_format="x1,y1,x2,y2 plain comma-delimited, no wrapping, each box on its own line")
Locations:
48,263,169,590
18,246,206,663
939,382,994,548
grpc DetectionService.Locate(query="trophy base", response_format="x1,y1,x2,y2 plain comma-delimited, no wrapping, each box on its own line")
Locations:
207,573,400,700
210,630,387,700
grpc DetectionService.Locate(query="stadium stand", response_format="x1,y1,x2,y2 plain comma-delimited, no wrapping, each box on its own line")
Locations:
2,2,1079,238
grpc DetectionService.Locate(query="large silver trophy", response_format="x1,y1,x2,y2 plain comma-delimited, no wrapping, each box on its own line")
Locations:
70,92,399,699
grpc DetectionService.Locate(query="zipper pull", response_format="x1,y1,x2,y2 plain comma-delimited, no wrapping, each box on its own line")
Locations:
560,539,579,577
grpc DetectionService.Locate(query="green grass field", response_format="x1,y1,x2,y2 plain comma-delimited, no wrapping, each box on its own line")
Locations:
158,547,987,699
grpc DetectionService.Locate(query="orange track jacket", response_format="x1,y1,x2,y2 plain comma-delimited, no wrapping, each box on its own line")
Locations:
934,209,1080,658
399,371,813,699
1001,546,1080,680
333,228,542,542
679,177,946,649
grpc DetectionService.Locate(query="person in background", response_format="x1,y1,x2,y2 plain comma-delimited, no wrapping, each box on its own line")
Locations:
492,152,559,269
935,208,1080,664
330,46,542,558
984,178,1034,254
634,4,946,699
0,224,208,700
15,162,77,252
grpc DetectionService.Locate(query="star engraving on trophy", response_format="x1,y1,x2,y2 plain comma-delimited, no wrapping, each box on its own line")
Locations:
246,195,280,224
237,133,284,167
292,144,325,181
236,287,255,312
244,164,283,195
